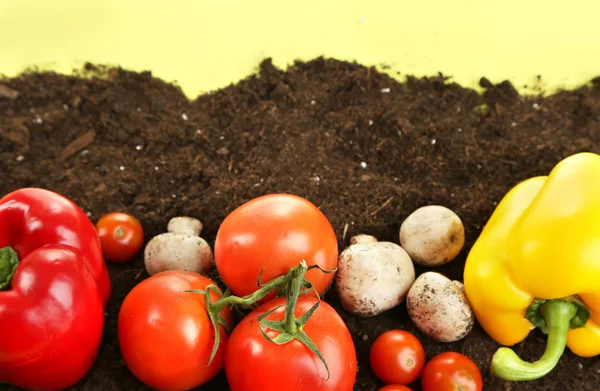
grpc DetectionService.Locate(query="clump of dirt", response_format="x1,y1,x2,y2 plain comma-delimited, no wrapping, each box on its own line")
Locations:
1,58,600,391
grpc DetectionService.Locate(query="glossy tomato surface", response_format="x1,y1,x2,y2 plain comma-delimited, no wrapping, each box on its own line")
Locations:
225,296,357,391
379,385,413,391
214,194,338,297
96,212,144,262
118,271,230,391
370,330,425,385
421,352,483,391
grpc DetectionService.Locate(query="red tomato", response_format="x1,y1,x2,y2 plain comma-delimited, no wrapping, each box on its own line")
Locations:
96,212,144,262
370,330,425,385
118,271,231,391
421,352,483,391
214,194,338,297
378,385,413,391
225,296,357,391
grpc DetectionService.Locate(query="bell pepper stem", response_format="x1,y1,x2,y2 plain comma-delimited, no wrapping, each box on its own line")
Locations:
491,299,579,381
0,246,19,291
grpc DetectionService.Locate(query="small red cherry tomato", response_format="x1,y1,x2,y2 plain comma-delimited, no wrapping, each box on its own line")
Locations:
370,330,426,385
421,352,483,391
96,212,144,262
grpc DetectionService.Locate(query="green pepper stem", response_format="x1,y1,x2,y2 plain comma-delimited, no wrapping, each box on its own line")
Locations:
0,246,19,291
491,300,578,381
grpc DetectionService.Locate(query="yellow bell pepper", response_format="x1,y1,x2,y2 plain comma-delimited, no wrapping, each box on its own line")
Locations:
464,152,600,381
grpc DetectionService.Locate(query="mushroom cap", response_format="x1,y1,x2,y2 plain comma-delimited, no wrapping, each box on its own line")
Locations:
144,232,213,276
399,205,465,267
336,241,415,317
406,272,474,342
167,216,203,236
349,234,378,245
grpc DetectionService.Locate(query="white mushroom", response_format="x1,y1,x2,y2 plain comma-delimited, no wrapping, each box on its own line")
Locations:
349,234,378,245
167,216,203,236
406,272,474,342
144,217,213,276
399,205,465,267
335,234,416,317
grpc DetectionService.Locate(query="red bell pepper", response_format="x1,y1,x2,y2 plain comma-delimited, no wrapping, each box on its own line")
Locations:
0,188,111,391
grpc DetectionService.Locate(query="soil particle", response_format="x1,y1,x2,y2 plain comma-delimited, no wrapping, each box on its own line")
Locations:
1,58,600,391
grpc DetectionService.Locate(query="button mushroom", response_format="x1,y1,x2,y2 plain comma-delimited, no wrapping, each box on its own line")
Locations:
144,217,213,276
335,234,416,317
399,205,465,267
406,271,474,342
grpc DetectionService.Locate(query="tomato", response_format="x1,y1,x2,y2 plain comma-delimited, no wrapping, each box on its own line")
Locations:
421,352,483,391
225,296,357,391
378,385,413,391
370,330,425,385
214,194,338,297
95,212,144,262
118,271,231,391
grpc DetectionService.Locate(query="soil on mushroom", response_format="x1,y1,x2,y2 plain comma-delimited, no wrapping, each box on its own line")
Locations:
2,58,600,391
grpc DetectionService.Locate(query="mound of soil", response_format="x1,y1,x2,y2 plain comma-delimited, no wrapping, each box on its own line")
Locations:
1,58,600,391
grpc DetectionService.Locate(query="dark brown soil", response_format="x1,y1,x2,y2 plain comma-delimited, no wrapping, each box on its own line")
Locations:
2,58,600,391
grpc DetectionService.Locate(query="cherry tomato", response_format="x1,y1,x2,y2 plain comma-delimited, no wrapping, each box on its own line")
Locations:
370,330,425,385
214,194,338,297
118,271,231,391
95,212,144,262
225,296,357,391
378,385,413,391
421,352,483,391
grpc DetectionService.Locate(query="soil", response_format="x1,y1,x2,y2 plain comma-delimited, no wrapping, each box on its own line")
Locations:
2,58,600,391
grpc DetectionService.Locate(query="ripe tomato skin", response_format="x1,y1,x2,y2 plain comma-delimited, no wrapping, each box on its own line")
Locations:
370,330,425,385
421,352,483,391
378,385,413,391
214,194,338,297
225,296,357,391
96,212,144,262
118,271,231,391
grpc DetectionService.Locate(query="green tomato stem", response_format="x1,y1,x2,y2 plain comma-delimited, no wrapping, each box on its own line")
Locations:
283,260,309,334
491,299,582,381
205,265,301,314
187,260,334,368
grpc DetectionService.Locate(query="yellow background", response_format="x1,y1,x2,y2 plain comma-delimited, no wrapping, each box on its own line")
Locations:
1,0,599,99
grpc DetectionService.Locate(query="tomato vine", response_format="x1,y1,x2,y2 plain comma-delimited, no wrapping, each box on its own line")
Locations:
188,260,337,377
